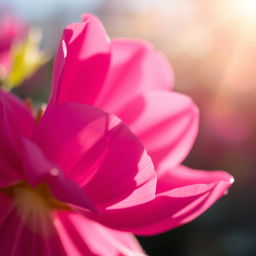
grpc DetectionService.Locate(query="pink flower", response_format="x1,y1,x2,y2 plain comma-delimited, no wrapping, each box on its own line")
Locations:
0,92,152,254
49,14,234,234
0,14,234,255
0,14,27,79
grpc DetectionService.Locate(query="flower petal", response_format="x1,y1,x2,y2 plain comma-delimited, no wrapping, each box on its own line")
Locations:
54,211,146,256
95,38,174,112
49,14,111,107
19,138,96,212
94,166,233,235
0,90,35,139
0,90,34,187
34,103,156,209
115,91,199,171
0,192,67,256
156,165,234,193
0,100,20,187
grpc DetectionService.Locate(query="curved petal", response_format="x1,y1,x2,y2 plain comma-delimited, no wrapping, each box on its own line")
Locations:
0,90,35,187
156,165,234,193
0,89,35,141
95,38,174,112
115,91,199,171
49,14,111,107
19,138,96,212
0,192,67,256
34,103,156,210
94,166,233,235
53,211,145,256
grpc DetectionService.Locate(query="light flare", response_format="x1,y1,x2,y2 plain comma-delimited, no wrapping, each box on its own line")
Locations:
228,0,256,25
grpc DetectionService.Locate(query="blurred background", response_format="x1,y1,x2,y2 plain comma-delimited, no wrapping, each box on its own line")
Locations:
1,0,255,255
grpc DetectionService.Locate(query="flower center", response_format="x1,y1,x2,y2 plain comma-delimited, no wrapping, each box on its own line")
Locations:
2,182,70,211
1,182,70,235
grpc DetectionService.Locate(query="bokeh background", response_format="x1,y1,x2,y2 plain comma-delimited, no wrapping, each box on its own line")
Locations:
1,0,256,255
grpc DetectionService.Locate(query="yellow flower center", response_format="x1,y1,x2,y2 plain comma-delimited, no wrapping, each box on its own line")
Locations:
2,182,69,210
1,182,70,236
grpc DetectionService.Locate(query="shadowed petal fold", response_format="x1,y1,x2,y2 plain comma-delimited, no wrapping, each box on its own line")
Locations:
115,91,199,171
0,90,34,187
34,103,156,210
0,90,35,139
19,138,96,211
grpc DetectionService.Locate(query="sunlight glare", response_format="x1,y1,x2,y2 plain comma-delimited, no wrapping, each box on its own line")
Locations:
231,0,256,25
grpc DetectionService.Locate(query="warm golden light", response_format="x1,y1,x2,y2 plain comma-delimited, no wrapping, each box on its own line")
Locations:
230,0,256,25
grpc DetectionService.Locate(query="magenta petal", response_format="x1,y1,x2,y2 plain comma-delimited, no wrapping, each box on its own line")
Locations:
0,193,67,256
0,98,19,185
34,103,156,209
95,166,233,235
54,211,145,256
0,153,22,188
116,91,199,170
19,138,96,212
49,14,111,107
0,192,15,228
157,165,234,193
0,90,34,187
95,38,174,112
0,90,35,139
